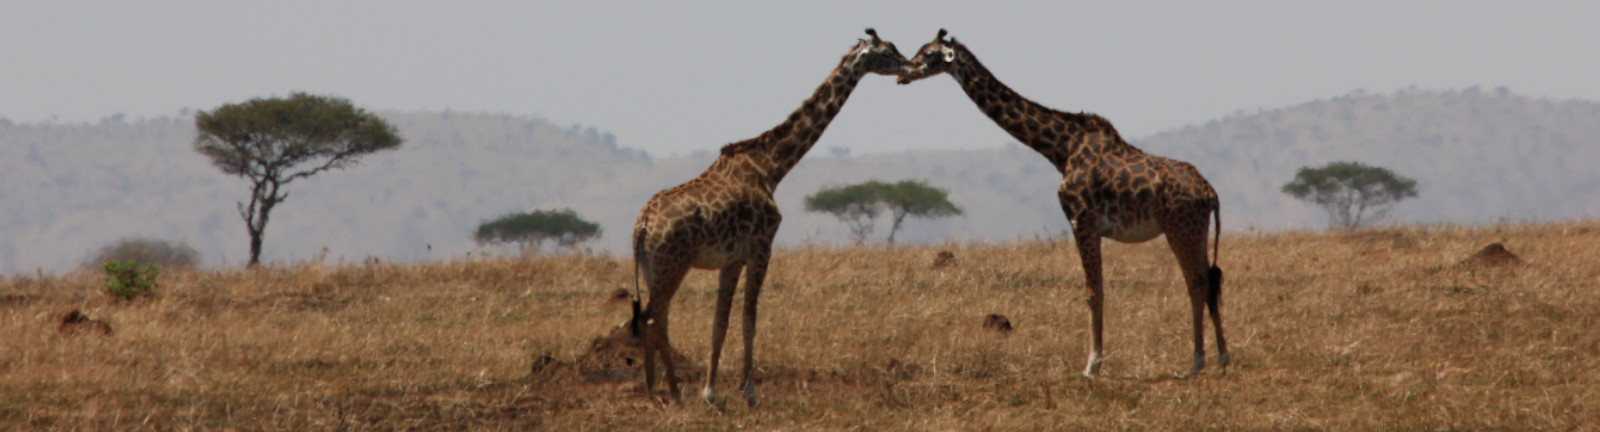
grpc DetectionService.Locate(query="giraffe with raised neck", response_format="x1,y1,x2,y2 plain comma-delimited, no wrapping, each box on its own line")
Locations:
899,29,1228,379
629,29,909,407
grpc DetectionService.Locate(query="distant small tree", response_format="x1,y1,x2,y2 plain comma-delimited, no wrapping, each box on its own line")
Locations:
805,179,963,245
194,93,402,267
804,182,883,245
1282,161,1419,229
86,237,201,270
878,180,963,245
473,208,602,252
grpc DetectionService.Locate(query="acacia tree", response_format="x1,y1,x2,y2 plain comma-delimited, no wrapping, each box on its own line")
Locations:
1282,161,1419,229
473,208,602,252
879,180,963,244
804,182,882,244
194,93,402,267
805,179,963,245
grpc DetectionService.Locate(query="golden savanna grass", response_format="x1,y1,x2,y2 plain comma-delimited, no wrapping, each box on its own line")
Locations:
3,221,1598,430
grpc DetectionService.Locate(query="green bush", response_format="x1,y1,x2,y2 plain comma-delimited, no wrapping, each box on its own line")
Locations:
102,260,160,300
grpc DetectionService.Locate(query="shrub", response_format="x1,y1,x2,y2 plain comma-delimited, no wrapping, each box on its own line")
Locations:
102,260,160,300
87,237,201,269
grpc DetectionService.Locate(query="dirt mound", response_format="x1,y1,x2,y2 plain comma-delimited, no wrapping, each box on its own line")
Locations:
58,310,112,336
572,325,698,384
1460,242,1522,268
982,314,1013,336
604,288,632,307
932,250,957,269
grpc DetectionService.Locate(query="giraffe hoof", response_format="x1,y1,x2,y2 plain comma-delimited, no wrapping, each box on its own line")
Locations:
743,383,759,409
1178,356,1206,379
1082,353,1103,379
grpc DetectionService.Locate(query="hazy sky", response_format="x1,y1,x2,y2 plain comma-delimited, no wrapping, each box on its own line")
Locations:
5,2,1598,156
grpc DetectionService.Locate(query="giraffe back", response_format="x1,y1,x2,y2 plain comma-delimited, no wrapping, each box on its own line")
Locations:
634,171,781,271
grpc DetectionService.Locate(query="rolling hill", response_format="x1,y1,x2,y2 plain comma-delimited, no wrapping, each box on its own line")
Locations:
2,88,1596,273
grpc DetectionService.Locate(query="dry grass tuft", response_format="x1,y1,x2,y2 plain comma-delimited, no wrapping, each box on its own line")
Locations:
3,221,1599,429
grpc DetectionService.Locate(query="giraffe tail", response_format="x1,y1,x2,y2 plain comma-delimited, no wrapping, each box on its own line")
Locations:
1206,205,1223,305
629,227,647,340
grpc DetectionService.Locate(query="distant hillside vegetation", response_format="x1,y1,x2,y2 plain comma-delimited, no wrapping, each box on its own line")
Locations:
0,112,653,273
3,88,1597,273
1137,87,1600,229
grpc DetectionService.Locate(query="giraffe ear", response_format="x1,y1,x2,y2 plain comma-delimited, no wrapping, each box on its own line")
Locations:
941,46,956,62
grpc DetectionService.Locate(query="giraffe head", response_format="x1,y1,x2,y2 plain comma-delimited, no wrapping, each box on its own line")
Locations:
897,28,963,85
846,28,912,77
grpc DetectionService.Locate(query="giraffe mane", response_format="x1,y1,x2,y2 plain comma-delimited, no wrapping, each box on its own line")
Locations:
719,138,762,156
1078,113,1123,140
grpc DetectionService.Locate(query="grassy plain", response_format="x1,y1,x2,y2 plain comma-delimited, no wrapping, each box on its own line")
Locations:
3,221,1598,430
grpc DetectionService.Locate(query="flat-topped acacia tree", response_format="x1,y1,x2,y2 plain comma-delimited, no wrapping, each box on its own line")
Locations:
194,93,402,267
805,179,963,245
1282,161,1419,229
473,208,602,253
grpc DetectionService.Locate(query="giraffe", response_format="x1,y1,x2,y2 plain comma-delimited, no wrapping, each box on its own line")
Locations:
628,29,910,407
899,30,1227,379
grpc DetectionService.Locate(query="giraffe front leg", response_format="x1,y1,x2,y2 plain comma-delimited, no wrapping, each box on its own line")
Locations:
739,248,772,408
1073,223,1106,379
703,264,743,406
1082,283,1106,378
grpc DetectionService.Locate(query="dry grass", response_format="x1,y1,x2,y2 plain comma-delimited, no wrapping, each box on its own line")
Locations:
4,221,1598,430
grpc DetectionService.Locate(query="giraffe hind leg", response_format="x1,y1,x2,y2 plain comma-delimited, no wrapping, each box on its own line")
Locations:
640,263,689,403
703,264,742,406
1166,222,1213,379
739,247,772,408
653,312,682,403
1207,265,1229,370
641,322,659,400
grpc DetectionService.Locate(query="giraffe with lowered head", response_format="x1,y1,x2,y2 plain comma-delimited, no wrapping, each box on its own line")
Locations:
628,29,910,407
899,29,1228,379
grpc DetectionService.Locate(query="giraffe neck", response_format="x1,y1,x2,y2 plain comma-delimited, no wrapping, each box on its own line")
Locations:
716,54,872,189
947,46,1131,172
